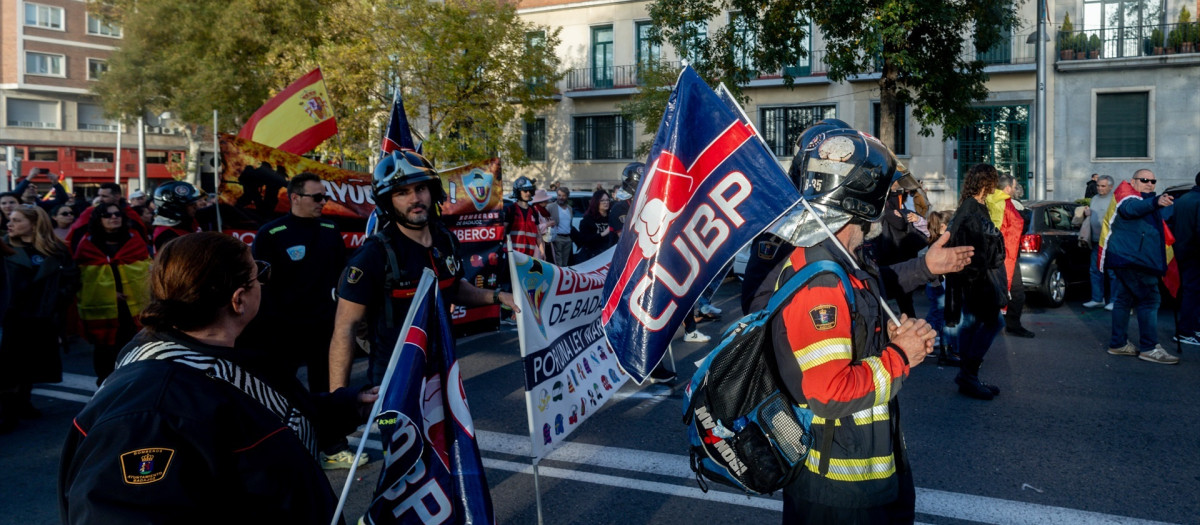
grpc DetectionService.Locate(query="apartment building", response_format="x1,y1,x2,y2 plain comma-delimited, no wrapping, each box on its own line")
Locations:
1,0,187,197
514,0,1200,208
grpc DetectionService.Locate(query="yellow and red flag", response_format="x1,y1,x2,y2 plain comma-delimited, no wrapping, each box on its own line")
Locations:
237,68,338,155
1097,180,1180,297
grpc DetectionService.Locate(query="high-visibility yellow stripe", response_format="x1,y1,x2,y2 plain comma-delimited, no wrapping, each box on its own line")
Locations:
811,405,889,426
864,356,891,406
792,337,853,370
806,450,896,481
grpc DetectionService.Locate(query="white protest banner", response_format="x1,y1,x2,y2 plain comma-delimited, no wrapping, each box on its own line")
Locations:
508,246,628,460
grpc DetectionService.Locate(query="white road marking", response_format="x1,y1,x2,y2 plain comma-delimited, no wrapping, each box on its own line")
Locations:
40,373,1179,525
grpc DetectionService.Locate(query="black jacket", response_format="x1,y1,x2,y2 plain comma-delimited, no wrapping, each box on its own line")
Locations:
59,330,365,524
945,198,1007,325
575,213,616,262
1169,186,1200,259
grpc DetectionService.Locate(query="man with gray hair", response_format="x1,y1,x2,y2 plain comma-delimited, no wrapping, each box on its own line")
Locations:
1082,175,1115,308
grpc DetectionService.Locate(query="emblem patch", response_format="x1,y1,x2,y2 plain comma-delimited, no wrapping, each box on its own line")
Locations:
346,266,364,284
120,448,175,485
286,245,306,261
809,304,838,331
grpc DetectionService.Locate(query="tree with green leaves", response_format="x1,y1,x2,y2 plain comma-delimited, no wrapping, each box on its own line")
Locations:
629,0,1020,154
316,0,564,166
88,0,331,181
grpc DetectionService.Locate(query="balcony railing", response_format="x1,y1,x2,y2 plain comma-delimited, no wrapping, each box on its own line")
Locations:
1056,21,1200,62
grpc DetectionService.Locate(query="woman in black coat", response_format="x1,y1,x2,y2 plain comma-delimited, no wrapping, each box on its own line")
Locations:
575,189,617,263
1,206,77,432
945,163,1008,401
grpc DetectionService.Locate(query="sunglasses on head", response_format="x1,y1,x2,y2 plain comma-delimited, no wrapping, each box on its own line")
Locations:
1135,178,1157,184
296,192,329,202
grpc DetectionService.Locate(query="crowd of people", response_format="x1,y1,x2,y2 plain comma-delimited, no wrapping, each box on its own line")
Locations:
0,119,1195,522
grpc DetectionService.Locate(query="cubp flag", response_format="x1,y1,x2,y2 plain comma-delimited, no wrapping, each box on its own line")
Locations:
600,66,802,382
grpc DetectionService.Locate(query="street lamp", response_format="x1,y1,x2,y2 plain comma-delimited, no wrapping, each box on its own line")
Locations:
1027,0,1050,200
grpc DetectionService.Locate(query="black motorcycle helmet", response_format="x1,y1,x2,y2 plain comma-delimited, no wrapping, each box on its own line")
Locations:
620,162,645,195
153,181,201,222
511,176,536,200
372,150,443,225
787,120,910,222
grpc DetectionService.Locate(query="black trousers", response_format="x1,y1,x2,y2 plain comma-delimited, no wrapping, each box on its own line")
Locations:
1005,264,1026,329
781,461,915,524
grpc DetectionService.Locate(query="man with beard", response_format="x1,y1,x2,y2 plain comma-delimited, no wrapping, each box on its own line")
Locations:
323,151,518,469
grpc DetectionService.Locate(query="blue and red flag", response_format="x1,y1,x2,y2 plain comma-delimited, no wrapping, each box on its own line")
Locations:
382,89,418,154
600,66,802,382
363,269,494,525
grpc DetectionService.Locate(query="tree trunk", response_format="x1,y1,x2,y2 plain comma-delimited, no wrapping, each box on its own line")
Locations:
877,59,900,154
179,125,202,187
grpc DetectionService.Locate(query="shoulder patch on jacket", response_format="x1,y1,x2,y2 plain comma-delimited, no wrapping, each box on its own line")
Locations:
809,304,838,331
120,447,175,485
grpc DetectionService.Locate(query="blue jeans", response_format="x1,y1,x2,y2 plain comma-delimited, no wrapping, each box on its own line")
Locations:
1090,244,1115,303
1176,258,1199,336
957,306,1003,362
1109,268,1161,351
924,283,945,334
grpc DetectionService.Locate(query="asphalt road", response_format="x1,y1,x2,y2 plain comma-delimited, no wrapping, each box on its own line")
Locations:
5,280,1198,525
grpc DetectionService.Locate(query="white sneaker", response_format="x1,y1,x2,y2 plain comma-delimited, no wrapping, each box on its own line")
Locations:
1173,334,1200,346
684,331,711,343
1138,345,1180,365
1082,300,1105,308
1104,303,1114,311
700,304,723,316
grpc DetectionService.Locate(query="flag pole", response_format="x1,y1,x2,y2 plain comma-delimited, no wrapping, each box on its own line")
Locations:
114,121,123,184
213,110,223,233
714,84,900,325
330,270,437,525
532,459,545,525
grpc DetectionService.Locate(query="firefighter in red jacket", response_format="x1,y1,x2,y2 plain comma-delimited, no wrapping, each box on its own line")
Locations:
762,123,936,523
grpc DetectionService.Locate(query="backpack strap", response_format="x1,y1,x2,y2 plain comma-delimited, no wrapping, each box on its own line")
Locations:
374,230,405,330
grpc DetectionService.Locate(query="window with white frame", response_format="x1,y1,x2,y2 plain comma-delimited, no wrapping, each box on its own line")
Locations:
86,14,122,37
1095,91,1150,158
574,114,634,160
78,103,119,132
524,118,547,161
760,105,836,157
26,52,64,77
24,2,63,29
87,58,108,80
872,102,908,156
730,13,756,73
7,98,58,129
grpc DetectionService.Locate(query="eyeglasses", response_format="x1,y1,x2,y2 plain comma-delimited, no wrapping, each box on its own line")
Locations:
1135,178,1157,184
296,192,329,202
99,211,122,219
253,260,271,286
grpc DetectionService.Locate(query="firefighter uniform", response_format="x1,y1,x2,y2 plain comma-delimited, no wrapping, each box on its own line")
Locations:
765,241,915,522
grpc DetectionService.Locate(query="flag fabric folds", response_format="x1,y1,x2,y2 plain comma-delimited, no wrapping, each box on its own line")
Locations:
237,68,338,155
599,66,802,382
382,89,417,154
363,270,494,525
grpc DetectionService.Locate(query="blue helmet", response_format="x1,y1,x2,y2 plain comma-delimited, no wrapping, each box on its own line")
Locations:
511,176,536,199
372,150,443,221
787,119,907,222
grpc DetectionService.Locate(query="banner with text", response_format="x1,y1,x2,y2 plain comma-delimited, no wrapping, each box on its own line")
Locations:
510,247,628,460
439,159,506,332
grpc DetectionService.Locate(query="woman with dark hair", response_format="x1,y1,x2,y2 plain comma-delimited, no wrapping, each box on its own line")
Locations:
74,202,152,385
50,204,75,240
575,189,616,262
945,164,1007,400
1,206,77,433
60,232,378,523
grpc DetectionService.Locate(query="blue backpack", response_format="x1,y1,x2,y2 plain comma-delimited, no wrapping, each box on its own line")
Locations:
682,260,855,495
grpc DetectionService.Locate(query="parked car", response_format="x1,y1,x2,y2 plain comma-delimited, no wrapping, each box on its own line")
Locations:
1017,200,1092,307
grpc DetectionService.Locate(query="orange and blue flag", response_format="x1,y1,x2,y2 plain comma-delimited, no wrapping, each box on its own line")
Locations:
600,67,802,382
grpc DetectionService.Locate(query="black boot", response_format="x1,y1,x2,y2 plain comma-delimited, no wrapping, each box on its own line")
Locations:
955,358,996,400
0,392,18,434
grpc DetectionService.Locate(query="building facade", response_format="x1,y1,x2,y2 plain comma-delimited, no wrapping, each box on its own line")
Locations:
514,0,1200,209
1,0,188,197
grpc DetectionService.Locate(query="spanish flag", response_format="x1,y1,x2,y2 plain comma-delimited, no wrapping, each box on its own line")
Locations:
237,68,338,155
1097,181,1180,297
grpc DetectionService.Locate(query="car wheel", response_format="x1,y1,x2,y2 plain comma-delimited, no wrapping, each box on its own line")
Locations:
1041,262,1066,308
